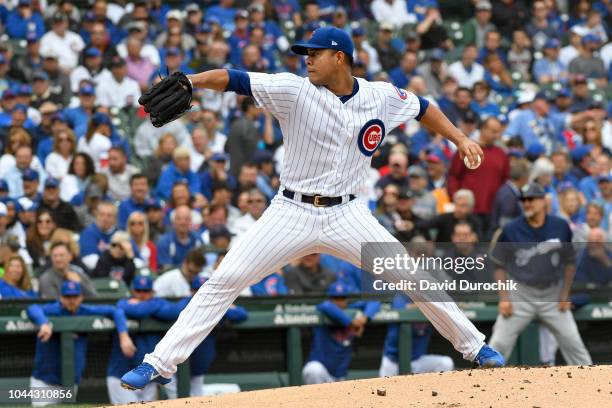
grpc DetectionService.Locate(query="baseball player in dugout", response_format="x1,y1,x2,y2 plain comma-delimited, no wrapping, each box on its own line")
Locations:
489,183,592,365
122,26,504,390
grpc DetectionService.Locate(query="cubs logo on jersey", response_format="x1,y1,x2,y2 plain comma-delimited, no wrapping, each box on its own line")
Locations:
357,119,386,157
394,86,408,100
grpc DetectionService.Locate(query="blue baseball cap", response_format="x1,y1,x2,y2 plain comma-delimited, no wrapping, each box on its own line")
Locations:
210,152,228,161
544,38,560,49
132,275,153,291
11,104,27,114
22,168,39,181
16,196,38,212
44,177,60,188
26,31,38,43
61,280,82,296
84,47,101,58
33,70,49,81
51,112,68,123
352,26,365,37
291,26,354,57
79,83,95,96
571,144,594,162
17,84,32,96
0,180,7,191
2,89,15,99
166,47,181,57
597,174,611,183
252,150,274,164
582,33,600,44
430,48,446,61
526,142,546,158
191,275,208,290
144,197,162,210
91,112,112,127
327,281,356,297
198,22,212,33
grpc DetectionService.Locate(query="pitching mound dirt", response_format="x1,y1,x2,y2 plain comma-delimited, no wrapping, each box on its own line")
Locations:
111,365,612,408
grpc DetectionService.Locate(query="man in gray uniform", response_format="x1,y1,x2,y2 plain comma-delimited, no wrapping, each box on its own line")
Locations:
489,183,591,365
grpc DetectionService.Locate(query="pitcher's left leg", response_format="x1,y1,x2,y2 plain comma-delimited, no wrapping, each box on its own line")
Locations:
320,200,487,362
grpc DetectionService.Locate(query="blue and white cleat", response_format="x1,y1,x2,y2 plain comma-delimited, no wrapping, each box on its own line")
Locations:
120,363,171,390
474,344,505,368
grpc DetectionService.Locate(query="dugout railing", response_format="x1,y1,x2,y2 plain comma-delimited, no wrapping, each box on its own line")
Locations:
1,300,611,402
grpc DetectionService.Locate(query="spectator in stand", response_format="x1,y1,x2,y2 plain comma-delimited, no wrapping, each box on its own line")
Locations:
0,129,36,177
101,146,139,201
92,231,137,286
533,39,567,85
38,178,81,231
507,29,532,81
96,56,141,109
4,146,47,199
124,37,156,91
155,147,202,201
77,112,113,171
225,97,267,177
416,48,446,99
201,109,228,156
351,26,381,76
40,49,72,108
442,87,475,127
470,81,500,120
572,202,607,243
375,150,409,194
117,174,149,229
153,248,206,297
5,0,45,40
417,189,482,242
448,117,509,229
62,82,97,139
569,34,607,85
569,75,593,114
575,228,612,285
579,154,610,202
0,255,36,298
462,1,495,49
489,159,529,236
526,0,560,51
448,44,485,89
79,201,118,268
39,242,98,299
374,22,402,72
483,53,512,98
580,120,611,158
408,165,437,220
39,12,85,72
370,0,415,30
26,209,63,269
59,153,95,203
389,51,418,90
253,150,278,201
250,270,289,296
231,189,267,237
70,48,108,94
156,205,203,270
285,253,337,295
127,211,157,272
44,128,76,180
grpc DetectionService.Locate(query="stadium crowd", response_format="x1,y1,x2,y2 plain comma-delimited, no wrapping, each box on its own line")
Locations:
0,0,610,403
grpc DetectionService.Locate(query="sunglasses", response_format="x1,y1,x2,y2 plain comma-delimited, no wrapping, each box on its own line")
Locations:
110,242,123,248
520,197,539,202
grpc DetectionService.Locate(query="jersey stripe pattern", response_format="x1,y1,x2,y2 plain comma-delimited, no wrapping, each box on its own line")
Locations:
248,73,421,196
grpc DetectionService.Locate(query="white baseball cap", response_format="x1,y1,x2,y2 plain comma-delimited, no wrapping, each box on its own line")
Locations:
0,202,7,216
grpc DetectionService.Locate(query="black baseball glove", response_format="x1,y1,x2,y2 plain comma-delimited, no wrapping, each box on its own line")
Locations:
139,71,193,128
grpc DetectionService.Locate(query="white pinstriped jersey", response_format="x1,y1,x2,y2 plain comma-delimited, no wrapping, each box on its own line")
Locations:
248,72,422,196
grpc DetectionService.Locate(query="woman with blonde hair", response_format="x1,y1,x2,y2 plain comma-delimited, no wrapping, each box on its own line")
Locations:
580,119,611,158
0,255,37,298
45,128,77,179
127,211,157,272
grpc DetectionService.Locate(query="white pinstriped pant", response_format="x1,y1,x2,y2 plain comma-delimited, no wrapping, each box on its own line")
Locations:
144,194,486,377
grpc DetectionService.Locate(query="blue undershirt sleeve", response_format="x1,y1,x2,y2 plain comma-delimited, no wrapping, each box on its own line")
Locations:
415,96,430,121
225,69,253,97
